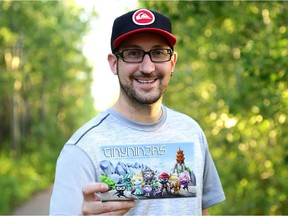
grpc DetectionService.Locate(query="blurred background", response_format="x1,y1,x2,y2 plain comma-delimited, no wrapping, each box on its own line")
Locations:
0,0,287,215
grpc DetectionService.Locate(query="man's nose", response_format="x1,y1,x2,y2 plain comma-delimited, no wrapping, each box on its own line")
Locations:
139,54,155,73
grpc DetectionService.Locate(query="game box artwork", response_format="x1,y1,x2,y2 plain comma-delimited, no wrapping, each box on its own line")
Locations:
97,142,197,201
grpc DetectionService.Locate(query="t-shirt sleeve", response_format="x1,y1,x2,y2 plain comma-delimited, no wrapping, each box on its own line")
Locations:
201,133,226,209
49,144,96,215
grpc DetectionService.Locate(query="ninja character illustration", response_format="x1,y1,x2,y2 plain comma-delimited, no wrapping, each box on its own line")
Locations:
158,172,171,195
123,174,133,191
152,183,162,197
142,167,156,185
113,182,127,198
132,179,143,195
169,174,181,195
131,174,144,195
143,184,153,197
179,171,190,191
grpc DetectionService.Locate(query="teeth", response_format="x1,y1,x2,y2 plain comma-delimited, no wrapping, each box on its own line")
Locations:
137,79,155,84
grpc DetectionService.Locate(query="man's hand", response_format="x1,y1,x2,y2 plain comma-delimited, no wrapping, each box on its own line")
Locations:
82,183,136,215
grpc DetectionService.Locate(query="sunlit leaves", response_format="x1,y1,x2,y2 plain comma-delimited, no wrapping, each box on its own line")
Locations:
141,1,288,214
0,1,96,213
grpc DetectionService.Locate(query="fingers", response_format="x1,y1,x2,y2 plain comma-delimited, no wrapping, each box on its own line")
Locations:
82,200,136,215
82,183,136,215
97,209,134,216
83,182,109,194
83,183,109,201
101,201,136,212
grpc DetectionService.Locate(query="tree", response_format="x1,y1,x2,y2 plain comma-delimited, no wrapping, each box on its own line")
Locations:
0,1,97,213
0,0,96,154
141,1,288,214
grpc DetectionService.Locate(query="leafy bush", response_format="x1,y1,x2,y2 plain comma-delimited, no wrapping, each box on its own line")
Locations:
0,147,57,214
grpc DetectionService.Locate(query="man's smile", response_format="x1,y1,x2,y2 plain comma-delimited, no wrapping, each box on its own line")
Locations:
136,78,157,84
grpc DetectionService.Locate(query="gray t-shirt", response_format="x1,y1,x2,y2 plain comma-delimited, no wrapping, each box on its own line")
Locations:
50,106,225,215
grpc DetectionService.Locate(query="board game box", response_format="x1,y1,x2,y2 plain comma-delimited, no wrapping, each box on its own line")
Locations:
98,142,197,201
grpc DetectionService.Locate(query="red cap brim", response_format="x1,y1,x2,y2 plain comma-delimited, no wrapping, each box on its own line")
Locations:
114,28,177,49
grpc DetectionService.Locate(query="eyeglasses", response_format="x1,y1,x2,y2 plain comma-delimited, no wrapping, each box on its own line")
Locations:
115,48,173,63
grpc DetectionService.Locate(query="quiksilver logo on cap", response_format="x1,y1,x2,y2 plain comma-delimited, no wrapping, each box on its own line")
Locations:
132,9,155,25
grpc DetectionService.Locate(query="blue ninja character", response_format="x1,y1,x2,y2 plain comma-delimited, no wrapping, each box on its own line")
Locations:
113,182,127,198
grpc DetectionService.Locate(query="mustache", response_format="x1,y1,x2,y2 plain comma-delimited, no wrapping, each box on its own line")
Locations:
132,72,162,79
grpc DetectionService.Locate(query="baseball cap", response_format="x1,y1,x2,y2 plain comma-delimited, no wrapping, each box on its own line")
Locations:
111,8,177,52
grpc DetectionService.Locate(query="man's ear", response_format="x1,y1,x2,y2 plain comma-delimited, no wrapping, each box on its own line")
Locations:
170,51,178,73
108,53,118,75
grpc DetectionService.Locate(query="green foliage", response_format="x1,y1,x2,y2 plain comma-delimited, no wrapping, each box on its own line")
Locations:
0,0,96,150
141,1,288,214
0,0,97,214
100,175,116,190
0,148,53,214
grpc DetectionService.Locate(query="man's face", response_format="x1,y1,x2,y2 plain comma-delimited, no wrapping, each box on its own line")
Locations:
114,32,177,105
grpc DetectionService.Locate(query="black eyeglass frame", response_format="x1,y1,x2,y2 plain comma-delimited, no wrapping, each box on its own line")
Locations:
114,48,174,63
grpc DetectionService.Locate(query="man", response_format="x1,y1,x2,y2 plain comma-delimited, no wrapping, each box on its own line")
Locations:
50,8,225,215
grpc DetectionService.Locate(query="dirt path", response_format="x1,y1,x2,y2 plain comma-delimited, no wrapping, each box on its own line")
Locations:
12,186,53,215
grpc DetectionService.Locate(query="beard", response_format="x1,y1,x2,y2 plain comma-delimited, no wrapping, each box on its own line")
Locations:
117,69,165,105
118,78,164,105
